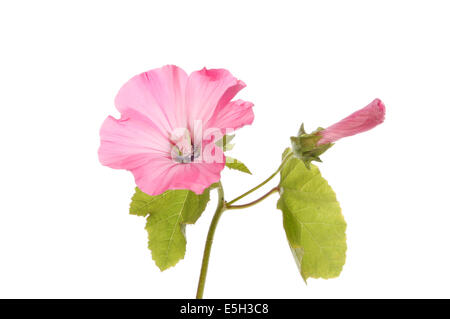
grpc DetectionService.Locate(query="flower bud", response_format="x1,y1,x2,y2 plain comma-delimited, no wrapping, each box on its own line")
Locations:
290,99,385,168
317,98,385,145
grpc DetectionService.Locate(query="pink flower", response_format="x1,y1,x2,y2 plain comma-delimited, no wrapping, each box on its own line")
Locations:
98,65,254,196
317,98,385,145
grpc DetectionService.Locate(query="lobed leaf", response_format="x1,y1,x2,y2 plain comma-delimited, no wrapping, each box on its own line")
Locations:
130,187,210,270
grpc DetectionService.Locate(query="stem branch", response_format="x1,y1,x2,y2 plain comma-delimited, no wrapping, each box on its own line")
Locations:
226,187,279,210
227,151,292,205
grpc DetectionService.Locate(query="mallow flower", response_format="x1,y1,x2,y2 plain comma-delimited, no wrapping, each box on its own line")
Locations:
98,65,254,196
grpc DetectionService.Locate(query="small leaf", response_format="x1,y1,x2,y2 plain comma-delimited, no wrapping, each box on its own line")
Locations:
225,156,252,174
277,149,346,282
130,187,210,270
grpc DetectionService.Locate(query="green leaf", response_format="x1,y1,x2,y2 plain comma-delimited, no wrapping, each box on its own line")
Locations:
130,187,210,270
277,149,346,282
225,156,252,174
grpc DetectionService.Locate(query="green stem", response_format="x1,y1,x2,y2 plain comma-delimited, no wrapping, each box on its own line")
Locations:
195,151,292,298
227,151,293,206
226,186,279,210
196,182,225,299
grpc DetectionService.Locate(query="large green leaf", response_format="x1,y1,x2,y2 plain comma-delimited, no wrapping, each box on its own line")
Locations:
130,187,210,270
225,156,252,174
277,148,347,282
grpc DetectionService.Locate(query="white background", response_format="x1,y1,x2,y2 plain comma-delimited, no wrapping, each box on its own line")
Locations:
1,0,449,299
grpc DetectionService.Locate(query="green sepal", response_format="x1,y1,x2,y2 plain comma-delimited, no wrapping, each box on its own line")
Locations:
225,156,252,174
290,123,333,169
215,134,235,151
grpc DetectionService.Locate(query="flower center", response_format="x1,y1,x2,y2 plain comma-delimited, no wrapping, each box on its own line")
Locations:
170,129,201,163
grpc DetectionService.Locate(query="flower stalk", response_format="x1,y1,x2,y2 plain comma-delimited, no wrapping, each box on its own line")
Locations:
196,182,225,299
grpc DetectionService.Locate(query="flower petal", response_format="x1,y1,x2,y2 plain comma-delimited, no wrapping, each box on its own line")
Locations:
115,65,188,135
206,99,254,133
185,68,245,130
98,114,171,170
132,159,224,195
